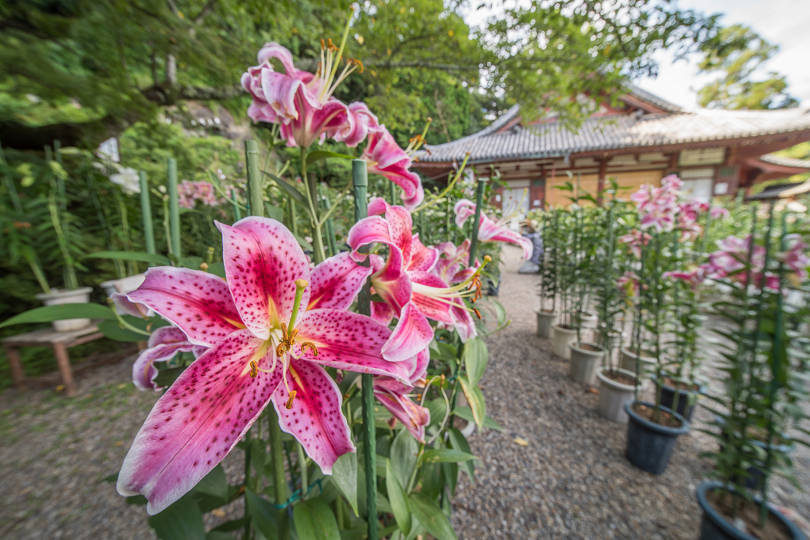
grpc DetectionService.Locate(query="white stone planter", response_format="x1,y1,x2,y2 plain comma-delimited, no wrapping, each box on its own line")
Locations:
551,324,578,359
100,274,146,314
619,347,656,379
536,310,556,339
596,368,642,423
569,342,604,385
35,287,93,332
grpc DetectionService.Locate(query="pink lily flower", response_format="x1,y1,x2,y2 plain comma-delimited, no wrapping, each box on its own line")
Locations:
118,217,412,515
630,175,682,232
618,230,651,258
131,326,200,391
348,198,484,360
454,199,532,259
241,41,365,149
362,126,424,209
662,267,708,289
616,271,641,297
434,240,473,283
783,234,809,281
374,348,431,442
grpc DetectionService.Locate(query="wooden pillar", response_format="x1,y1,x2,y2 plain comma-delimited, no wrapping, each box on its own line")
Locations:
596,158,607,206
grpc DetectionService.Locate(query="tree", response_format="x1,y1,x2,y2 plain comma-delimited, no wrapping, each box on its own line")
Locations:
696,24,797,110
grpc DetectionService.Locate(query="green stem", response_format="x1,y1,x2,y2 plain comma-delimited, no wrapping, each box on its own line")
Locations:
167,158,181,261
296,443,308,500
301,149,326,263
246,140,263,219
139,172,156,255
352,159,377,540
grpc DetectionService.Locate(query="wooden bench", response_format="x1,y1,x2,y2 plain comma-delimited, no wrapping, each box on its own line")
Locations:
3,323,104,397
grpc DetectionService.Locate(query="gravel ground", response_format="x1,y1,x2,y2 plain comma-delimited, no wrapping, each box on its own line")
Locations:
450,245,810,539
0,245,806,539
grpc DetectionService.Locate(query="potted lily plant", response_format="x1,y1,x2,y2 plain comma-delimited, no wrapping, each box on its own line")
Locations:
550,206,579,359
698,205,809,540
536,208,558,338
623,176,691,474
32,144,93,331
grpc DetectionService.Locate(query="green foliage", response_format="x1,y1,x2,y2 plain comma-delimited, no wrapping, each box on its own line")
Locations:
697,24,798,110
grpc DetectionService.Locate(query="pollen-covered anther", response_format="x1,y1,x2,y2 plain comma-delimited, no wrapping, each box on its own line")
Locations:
300,341,319,356
249,361,258,378
348,58,364,73
285,390,297,409
473,307,482,320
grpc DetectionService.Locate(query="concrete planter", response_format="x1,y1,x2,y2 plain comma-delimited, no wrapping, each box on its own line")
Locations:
35,287,93,332
596,368,641,423
536,310,556,339
696,482,807,539
569,342,604,385
551,324,577,359
619,347,656,378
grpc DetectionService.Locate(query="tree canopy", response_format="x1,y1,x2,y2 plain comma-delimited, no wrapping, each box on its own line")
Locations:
0,0,727,150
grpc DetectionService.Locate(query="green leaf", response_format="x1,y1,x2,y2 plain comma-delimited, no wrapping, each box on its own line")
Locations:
385,459,411,535
1,303,115,328
206,262,226,278
293,498,341,540
448,428,475,480
420,448,477,464
407,493,457,540
331,451,358,516
153,366,185,388
148,495,205,540
458,376,486,428
245,489,279,540
86,250,170,265
193,465,228,502
306,150,355,166
390,428,418,489
463,337,488,385
452,406,502,431
263,171,307,206
98,319,147,342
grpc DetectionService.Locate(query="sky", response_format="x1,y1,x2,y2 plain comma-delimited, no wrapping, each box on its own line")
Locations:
637,0,810,110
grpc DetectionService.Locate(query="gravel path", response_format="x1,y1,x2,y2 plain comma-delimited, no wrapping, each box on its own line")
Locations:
450,245,809,539
0,245,806,539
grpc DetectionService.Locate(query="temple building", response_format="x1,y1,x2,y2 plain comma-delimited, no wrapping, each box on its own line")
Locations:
414,86,810,214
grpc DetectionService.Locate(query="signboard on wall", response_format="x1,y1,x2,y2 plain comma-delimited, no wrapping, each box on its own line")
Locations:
679,148,724,167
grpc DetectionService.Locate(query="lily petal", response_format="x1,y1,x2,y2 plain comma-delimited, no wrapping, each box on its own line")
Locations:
308,253,372,311
132,327,196,391
409,235,438,272
272,359,354,474
117,330,281,515
409,271,454,324
381,303,434,363
127,267,243,347
218,217,311,339
374,380,429,442
295,309,413,381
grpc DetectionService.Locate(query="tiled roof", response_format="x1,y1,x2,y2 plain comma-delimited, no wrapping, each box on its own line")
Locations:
418,99,810,164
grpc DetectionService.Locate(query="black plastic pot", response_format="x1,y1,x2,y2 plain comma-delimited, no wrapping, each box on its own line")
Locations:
654,377,703,421
696,481,807,540
624,400,689,474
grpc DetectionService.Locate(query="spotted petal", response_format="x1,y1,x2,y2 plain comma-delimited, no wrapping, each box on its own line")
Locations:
218,217,311,339
117,330,281,515
295,309,413,381
409,271,454,324
127,267,243,347
308,253,372,311
374,379,429,442
381,303,434,363
272,359,354,474
132,327,196,391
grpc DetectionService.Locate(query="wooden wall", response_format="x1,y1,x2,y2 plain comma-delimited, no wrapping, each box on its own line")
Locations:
543,169,664,207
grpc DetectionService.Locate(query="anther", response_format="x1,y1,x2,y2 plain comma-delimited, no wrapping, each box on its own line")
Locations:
473,308,482,320
301,342,319,356
285,390,297,409
249,361,258,378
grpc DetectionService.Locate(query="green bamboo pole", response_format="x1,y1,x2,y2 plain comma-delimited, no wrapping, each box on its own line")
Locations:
230,189,241,221
388,178,396,204
320,185,338,257
468,177,486,265
167,158,181,260
245,140,263,218
352,159,377,540
139,172,156,254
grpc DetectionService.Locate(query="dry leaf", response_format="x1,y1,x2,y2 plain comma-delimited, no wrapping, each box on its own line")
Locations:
212,509,226,518
513,437,529,447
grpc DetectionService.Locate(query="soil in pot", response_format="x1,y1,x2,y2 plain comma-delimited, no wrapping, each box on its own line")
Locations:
624,400,689,474
657,377,702,421
697,482,802,540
